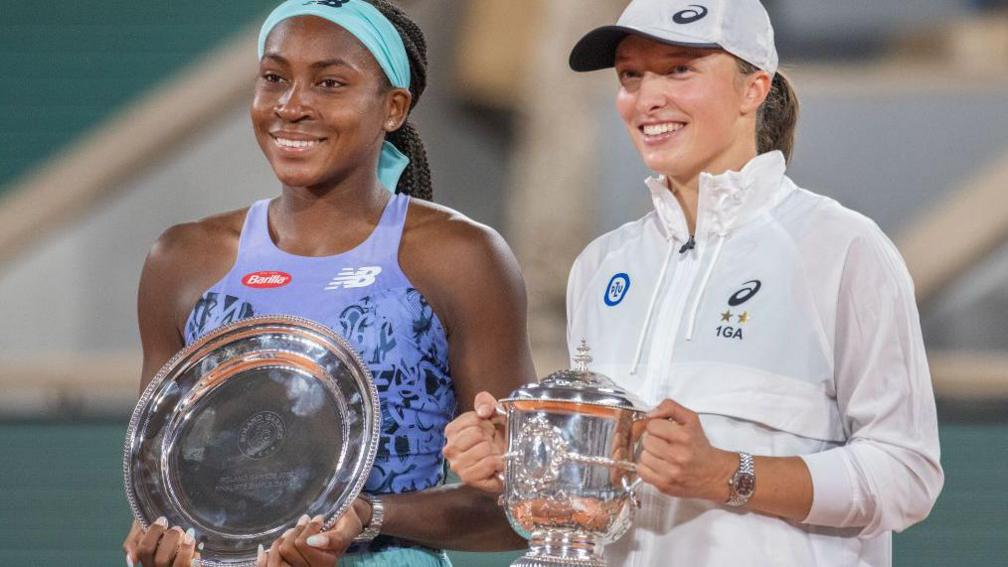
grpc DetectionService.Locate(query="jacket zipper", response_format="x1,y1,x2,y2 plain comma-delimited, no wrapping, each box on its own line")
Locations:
648,238,703,397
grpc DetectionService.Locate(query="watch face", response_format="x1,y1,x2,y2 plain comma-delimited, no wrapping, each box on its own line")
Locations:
733,473,755,496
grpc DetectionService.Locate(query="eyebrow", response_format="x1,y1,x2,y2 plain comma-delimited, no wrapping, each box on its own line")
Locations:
261,53,357,70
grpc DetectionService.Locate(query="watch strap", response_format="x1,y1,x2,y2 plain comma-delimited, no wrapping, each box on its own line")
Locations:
352,493,384,544
726,451,756,507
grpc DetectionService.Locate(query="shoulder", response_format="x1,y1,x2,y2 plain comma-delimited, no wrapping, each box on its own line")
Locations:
570,212,657,285
771,181,913,291
399,199,526,334
401,198,518,276
141,207,248,322
147,208,246,267
772,181,899,256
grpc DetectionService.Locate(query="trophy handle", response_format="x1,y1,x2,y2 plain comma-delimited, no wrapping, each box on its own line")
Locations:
621,476,643,508
496,403,510,504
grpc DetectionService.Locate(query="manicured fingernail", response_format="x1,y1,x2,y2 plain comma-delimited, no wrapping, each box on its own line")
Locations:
184,528,195,545
154,516,168,527
297,514,310,526
306,534,328,548
126,553,134,567
197,542,205,551
257,543,264,560
191,560,202,567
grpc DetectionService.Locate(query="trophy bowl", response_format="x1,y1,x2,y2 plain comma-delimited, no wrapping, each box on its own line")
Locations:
123,315,381,567
499,342,647,567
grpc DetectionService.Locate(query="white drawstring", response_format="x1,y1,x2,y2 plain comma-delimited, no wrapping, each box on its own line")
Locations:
629,237,676,375
685,192,733,341
685,233,726,340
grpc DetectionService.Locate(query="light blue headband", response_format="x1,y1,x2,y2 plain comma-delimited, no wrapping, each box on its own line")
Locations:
259,0,412,192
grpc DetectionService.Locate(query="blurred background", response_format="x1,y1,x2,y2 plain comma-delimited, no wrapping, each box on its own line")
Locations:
1,0,1007,564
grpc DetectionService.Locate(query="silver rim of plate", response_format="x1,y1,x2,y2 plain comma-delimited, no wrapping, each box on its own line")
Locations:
123,315,381,567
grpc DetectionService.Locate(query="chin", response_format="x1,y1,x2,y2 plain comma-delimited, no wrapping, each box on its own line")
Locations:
640,146,712,182
271,167,324,188
642,154,686,178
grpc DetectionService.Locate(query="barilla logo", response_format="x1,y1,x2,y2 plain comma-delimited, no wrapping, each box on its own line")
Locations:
242,271,292,289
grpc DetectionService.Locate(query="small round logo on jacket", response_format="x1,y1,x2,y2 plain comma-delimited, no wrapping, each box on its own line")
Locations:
242,271,292,289
604,273,631,306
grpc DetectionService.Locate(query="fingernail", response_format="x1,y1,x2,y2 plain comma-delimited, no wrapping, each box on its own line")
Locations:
257,543,264,560
184,528,195,545
154,516,168,528
312,514,325,524
297,514,310,526
126,554,134,567
197,542,205,551
306,534,328,548
191,560,202,567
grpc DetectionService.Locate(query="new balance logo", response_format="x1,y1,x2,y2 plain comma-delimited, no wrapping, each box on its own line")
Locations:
325,266,383,290
303,0,350,7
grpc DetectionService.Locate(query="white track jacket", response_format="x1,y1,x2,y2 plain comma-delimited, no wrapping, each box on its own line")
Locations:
566,151,943,566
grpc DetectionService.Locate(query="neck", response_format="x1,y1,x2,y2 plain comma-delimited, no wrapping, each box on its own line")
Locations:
664,142,758,235
271,166,391,256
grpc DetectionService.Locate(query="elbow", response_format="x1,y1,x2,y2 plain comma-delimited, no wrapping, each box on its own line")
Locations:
860,456,944,537
898,458,944,530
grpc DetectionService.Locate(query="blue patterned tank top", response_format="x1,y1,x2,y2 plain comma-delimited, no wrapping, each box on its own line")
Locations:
184,194,456,496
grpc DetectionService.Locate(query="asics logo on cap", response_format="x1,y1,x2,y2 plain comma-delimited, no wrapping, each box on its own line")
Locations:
303,0,350,8
673,4,709,25
325,266,383,290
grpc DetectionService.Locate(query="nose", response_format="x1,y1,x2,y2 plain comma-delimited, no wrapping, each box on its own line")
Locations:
274,81,313,122
635,72,668,115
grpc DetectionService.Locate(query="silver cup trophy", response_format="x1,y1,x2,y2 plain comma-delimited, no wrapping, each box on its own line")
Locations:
499,342,648,566
123,315,381,567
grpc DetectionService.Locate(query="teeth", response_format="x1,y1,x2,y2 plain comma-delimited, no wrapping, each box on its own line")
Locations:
275,137,318,149
642,123,685,136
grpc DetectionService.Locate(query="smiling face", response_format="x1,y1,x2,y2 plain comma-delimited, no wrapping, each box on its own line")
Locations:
614,35,770,185
251,16,410,190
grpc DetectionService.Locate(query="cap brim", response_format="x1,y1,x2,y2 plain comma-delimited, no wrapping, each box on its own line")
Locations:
569,25,720,72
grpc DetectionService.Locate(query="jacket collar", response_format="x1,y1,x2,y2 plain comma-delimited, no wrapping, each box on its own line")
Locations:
645,151,793,245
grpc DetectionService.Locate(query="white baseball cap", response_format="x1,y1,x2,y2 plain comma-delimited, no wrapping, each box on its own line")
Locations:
569,0,778,75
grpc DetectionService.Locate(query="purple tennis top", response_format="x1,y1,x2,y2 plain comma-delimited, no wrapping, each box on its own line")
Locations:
183,194,456,495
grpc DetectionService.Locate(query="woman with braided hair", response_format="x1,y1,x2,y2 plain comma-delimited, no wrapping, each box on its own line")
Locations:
122,1,532,566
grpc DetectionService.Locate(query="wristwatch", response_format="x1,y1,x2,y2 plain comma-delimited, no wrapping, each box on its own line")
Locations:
352,493,384,544
726,452,756,507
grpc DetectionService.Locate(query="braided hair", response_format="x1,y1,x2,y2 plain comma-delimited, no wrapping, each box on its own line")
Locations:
365,0,433,200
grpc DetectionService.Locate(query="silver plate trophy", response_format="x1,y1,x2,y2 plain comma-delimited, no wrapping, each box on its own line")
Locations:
123,315,381,567
499,342,648,567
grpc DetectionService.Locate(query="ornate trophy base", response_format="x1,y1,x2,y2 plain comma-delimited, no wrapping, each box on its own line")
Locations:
511,531,607,567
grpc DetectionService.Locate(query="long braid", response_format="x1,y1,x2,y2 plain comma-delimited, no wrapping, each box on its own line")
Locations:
365,0,433,200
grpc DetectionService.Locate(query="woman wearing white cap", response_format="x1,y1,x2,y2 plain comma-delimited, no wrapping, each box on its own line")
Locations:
443,1,943,565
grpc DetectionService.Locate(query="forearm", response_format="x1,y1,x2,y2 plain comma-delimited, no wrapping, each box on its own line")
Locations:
381,483,526,551
746,454,813,521
706,449,813,522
